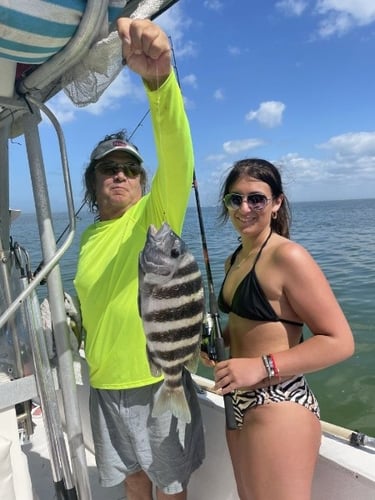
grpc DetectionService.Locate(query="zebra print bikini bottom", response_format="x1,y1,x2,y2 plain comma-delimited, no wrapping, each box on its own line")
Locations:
231,374,320,428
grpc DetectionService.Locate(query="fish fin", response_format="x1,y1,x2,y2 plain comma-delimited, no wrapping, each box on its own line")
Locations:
150,363,162,377
152,384,191,424
184,344,201,374
146,346,162,377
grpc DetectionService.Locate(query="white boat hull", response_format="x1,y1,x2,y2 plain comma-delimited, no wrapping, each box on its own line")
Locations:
191,375,375,500
76,367,375,499
2,364,375,499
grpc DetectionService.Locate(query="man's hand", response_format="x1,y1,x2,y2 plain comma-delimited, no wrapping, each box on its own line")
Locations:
117,18,171,90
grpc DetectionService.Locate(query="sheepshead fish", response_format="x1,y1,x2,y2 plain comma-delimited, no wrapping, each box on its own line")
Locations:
138,222,204,423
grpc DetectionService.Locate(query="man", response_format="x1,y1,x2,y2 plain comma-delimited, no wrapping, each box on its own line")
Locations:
74,17,205,500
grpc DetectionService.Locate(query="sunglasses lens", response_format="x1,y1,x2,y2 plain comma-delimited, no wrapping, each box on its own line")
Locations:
224,193,270,211
224,193,242,209
125,163,141,178
247,194,268,210
96,161,140,177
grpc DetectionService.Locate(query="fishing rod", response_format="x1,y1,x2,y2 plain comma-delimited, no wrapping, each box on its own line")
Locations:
170,38,237,430
191,175,237,430
322,421,375,450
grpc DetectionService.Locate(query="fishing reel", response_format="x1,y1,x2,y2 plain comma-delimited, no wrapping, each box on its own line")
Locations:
201,312,217,361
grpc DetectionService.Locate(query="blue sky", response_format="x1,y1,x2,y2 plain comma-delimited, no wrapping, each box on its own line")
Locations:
8,0,375,212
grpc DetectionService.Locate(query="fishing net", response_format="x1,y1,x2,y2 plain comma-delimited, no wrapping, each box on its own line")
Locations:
62,0,178,107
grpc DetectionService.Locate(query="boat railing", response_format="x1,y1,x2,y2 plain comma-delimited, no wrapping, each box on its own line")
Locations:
0,1,181,497
0,2,112,498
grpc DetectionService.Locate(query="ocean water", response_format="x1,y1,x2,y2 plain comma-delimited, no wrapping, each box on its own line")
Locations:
9,198,375,436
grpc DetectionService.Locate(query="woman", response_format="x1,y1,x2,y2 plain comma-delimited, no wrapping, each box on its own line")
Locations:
211,158,354,500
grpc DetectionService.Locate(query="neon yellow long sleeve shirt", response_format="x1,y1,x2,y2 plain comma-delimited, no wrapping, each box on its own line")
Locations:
74,71,194,389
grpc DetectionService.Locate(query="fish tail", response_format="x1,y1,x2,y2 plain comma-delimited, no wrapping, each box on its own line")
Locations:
152,384,191,424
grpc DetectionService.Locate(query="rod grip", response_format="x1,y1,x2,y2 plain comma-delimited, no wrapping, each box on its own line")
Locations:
215,337,237,430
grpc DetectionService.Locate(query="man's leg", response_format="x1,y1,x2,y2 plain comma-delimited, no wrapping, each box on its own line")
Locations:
125,470,153,500
156,488,187,500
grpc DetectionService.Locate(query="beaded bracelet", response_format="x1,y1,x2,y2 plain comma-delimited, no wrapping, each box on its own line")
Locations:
269,353,281,383
262,354,281,383
261,354,275,380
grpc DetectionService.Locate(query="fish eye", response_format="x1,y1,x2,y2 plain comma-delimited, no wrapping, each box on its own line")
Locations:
171,248,180,258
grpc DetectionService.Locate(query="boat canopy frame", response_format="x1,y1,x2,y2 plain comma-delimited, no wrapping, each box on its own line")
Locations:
0,1,179,498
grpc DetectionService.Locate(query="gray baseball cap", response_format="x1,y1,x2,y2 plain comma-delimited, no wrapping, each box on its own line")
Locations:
90,138,143,163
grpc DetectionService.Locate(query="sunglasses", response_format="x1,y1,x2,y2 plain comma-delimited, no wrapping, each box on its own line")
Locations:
223,193,272,211
95,160,141,178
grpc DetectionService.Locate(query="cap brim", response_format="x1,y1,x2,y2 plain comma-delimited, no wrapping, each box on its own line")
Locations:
90,138,144,163
94,146,143,163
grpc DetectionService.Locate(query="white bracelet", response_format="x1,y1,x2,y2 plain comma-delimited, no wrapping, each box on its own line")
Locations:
261,354,275,380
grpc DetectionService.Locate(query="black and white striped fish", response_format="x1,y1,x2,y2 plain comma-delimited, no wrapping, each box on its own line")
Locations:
138,222,204,423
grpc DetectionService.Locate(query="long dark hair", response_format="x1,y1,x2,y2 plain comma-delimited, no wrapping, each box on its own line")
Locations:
218,158,291,238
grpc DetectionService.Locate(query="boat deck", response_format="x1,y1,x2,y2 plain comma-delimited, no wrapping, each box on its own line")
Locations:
21,377,375,500
24,409,125,500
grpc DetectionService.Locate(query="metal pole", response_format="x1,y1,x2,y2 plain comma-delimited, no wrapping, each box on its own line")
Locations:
22,106,91,499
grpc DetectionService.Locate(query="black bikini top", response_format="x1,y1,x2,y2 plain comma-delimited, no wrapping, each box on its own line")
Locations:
217,230,303,327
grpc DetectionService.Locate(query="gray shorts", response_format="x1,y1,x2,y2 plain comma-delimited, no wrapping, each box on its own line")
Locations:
89,370,205,494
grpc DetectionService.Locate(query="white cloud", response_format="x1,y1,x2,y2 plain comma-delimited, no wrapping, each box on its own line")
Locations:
209,131,375,203
44,92,76,124
206,153,227,162
182,95,195,110
228,46,242,56
278,153,325,182
157,3,196,58
182,74,198,88
276,0,308,16
213,88,224,100
315,0,375,37
223,138,265,154
317,131,375,156
203,0,224,11
245,101,286,128
276,0,375,38
278,140,375,191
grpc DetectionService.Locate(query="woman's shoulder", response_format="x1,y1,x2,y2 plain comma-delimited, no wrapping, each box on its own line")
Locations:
269,236,322,289
271,236,313,267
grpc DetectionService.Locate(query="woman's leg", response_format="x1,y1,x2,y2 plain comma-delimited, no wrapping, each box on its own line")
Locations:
227,402,321,500
226,427,248,499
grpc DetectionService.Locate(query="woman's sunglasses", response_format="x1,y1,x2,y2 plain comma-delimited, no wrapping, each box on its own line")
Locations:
223,193,272,211
95,160,141,178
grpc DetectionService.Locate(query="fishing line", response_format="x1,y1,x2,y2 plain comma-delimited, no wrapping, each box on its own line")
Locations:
153,55,168,221
128,109,150,141
170,38,237,430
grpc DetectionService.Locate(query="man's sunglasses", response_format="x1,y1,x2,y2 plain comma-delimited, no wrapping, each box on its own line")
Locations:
95,160,141,178
223,193,272,211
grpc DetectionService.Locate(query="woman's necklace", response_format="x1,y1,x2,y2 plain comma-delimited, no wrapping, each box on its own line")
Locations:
234,248,257,269
234,228,273,269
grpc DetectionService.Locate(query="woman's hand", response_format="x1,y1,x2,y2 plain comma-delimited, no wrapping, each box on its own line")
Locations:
214,357,266,395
